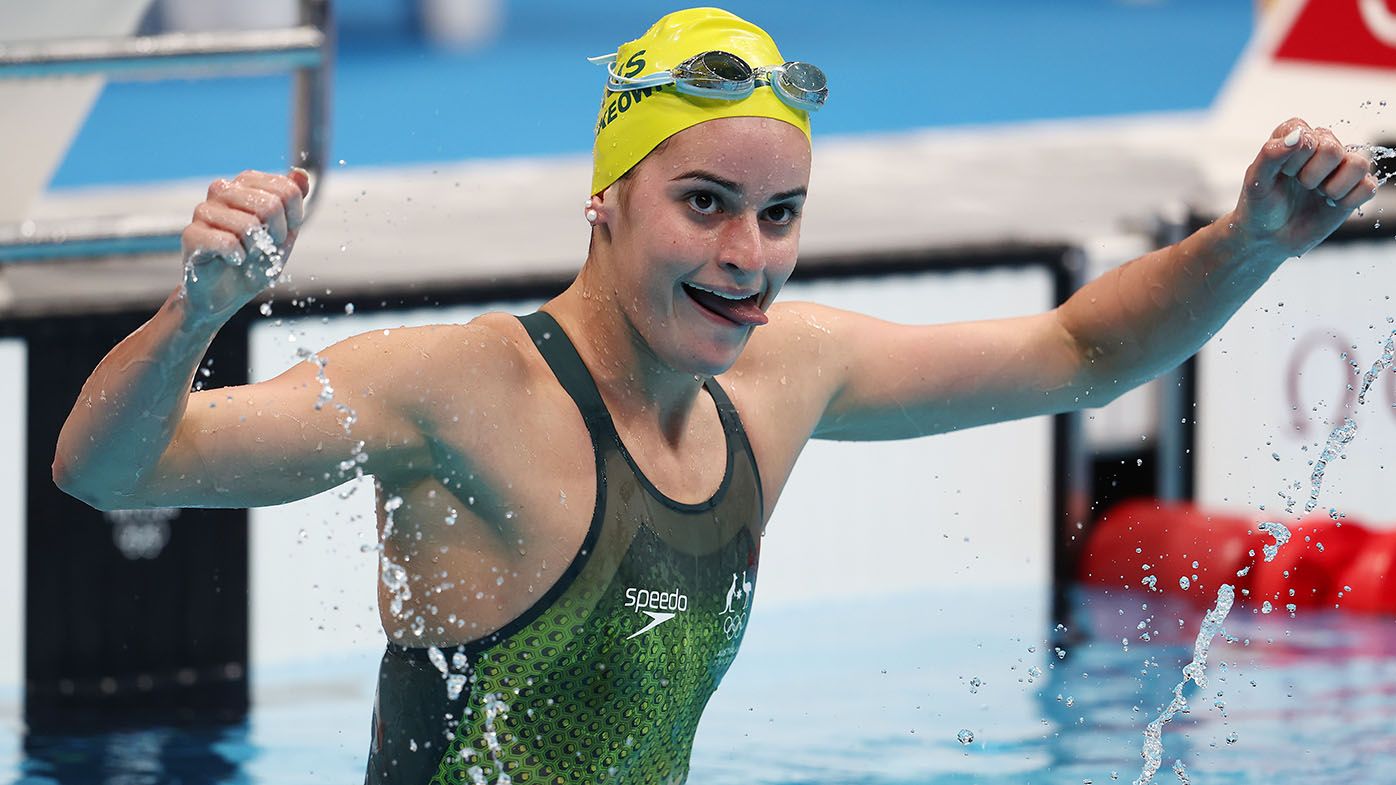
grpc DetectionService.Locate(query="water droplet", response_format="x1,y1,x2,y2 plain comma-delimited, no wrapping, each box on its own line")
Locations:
1258,521,1291,562
427,646,448,674
956,729,975,745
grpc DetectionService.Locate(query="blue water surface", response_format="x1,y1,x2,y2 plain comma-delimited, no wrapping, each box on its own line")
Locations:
48,0,1253,188
5,586,1395,784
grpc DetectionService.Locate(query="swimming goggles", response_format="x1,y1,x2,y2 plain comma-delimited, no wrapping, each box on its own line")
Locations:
588,50,828,112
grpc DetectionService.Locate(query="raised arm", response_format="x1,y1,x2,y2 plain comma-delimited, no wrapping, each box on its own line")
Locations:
778,119,1380,441
52,169,432,509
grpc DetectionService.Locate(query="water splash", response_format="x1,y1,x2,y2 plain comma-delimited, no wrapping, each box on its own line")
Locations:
1257,521,1291,563
295,348,336,411
1301,417,1358,513
428,644,472,702
179,223,285,298
380,556,412,619
428,645,448,674
478,693,513,784
1352,143,1396,187
1133,328,1396,781
1355,330,1395,404
1286,328,1396,514
246,224,287,280
378,496,412,621
1134,583,1236,785
289,343,362,483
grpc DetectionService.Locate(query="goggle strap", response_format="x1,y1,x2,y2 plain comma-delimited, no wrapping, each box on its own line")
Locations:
606,63,674,91
590,50,825,111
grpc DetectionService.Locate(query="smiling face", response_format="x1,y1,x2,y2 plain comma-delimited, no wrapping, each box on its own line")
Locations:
592,116,812,376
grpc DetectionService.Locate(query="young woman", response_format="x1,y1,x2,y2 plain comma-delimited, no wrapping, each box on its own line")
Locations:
52,7,1378,784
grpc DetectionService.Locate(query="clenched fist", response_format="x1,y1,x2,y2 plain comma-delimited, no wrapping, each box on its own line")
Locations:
1232,118,1382,259
179,168,311,325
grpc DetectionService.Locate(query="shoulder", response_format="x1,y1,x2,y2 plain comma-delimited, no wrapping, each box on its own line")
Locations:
721,300,850,426
317,312,536,408
731,300,853,376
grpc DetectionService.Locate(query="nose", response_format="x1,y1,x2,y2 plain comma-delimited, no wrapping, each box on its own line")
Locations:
718,212,763,277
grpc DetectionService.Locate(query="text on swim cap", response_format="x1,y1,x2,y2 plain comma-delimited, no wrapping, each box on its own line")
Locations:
595,49,663,136
596,84,666,135
619,50,647,79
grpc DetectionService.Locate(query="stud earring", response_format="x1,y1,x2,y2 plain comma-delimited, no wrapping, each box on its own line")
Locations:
585,208,598,223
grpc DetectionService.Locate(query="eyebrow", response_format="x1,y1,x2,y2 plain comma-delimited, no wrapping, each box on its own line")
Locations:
672,169,807,202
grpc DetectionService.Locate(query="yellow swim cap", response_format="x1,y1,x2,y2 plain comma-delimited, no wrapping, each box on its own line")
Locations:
590,7,813,196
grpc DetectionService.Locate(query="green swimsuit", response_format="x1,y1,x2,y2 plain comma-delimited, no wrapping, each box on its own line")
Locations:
366,311,765,784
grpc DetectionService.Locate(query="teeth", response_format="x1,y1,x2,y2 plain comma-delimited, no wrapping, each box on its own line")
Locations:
687,282,755,300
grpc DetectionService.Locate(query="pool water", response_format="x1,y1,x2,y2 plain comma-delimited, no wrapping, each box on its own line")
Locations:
4,586,1395,784
53,0,1252,188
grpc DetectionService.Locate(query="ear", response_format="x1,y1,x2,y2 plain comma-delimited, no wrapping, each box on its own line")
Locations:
589,180,624,227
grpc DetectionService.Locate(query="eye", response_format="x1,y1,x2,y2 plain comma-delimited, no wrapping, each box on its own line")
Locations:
763,204,799,225
686,191,721,215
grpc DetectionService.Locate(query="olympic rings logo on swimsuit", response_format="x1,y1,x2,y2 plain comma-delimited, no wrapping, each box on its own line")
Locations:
721,612,745,640
720,570,754,641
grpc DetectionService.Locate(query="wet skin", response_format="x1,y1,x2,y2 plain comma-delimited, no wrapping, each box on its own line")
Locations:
52,116,1382,647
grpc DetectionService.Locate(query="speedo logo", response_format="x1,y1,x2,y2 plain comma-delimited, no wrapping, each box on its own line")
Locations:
624,586,688,639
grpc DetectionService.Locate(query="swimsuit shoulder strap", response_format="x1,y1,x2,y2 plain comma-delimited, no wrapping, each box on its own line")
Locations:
702,375,741,429
703,375,765,514
517,311,617,432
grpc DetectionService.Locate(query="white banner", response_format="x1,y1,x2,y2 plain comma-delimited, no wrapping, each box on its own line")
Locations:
1197,238,1396,527
0,340,24,701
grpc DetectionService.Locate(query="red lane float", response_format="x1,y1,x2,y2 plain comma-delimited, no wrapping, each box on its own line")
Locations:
1248,519,1369,610
1080,499,1394,615
1335,531,1396,614
1078,500,1251,599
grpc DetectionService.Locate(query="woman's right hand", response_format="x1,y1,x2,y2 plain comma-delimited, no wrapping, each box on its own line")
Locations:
179,168,311,325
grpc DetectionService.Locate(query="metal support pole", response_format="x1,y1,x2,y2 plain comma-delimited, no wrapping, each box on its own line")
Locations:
0,0,333,263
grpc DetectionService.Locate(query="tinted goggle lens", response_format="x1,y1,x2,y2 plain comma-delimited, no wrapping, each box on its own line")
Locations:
600,49,826,111
772,61,827,109
779,61,826,94
676,51,753,90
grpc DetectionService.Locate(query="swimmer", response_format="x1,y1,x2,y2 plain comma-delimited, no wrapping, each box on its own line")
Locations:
52,7,1379,784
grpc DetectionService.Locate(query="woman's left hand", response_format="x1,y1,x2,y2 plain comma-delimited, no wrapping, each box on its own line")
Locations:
1231,118,1382,258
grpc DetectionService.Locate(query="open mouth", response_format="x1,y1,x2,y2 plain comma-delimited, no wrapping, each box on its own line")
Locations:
682,283,768,326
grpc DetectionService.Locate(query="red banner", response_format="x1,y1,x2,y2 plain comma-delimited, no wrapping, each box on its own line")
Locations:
1274,0,1396,70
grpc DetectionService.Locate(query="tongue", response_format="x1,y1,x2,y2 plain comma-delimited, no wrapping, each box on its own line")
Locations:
686,286,768,326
